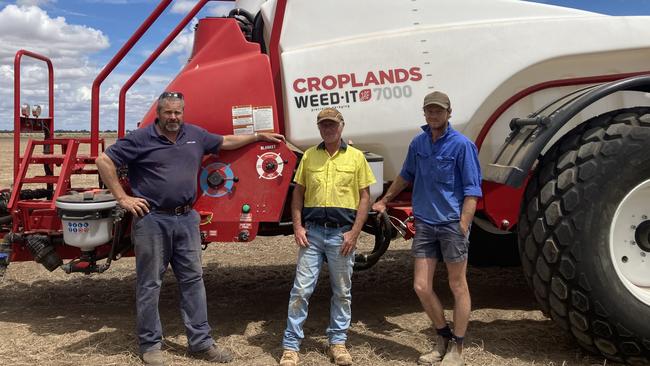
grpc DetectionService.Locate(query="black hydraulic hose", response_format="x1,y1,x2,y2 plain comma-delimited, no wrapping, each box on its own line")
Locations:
228,8,254,23
252,11,267,54
354,211,392,270
0,215,11,225
97,210,126,273
43,127,54,198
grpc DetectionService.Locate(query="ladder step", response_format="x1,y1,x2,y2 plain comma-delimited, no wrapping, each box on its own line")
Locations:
16,200,53,209
22,176,60,184
26,154,94,165
28,155,65,164
32,139,74,146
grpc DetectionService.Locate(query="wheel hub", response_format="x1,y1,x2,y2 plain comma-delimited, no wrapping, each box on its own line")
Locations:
635,220,650,252
610,179,650,306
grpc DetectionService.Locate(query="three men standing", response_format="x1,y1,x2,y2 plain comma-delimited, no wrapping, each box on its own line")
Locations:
280,108,376,366
373,91,482,366
99,90,480,366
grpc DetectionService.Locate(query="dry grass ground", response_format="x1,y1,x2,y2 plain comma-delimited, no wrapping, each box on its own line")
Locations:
0,135,622,365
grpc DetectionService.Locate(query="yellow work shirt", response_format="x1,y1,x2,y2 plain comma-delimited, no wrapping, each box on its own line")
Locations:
294,141,376,225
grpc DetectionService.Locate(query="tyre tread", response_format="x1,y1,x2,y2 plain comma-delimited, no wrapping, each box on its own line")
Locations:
518,107,650,363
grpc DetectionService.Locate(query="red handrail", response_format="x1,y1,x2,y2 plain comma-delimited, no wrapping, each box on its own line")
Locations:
270,0,288,135
13,50,54,177
117,0,214,138
89,0,174,156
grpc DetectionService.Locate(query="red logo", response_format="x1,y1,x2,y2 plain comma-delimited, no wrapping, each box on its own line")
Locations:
359,89,372,101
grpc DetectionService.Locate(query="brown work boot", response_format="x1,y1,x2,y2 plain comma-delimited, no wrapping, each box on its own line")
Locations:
328,344,353,365
279,349,299,366
141,349,164,366
418,335,449,365
190,344,234,363
440,342,464,366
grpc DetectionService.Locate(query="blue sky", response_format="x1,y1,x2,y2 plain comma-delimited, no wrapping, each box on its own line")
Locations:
1,0,650,131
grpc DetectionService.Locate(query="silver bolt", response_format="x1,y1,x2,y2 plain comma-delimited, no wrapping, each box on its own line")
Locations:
642,252,647,257
631,225,637,230
643,215,648,220
631,240,636,245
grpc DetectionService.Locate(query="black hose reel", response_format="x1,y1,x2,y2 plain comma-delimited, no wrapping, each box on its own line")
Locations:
354,211,393,270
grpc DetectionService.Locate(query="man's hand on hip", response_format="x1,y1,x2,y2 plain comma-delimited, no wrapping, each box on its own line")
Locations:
118,196,150,217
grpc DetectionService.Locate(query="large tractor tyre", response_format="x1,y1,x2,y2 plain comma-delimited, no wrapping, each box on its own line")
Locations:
518,107,650,364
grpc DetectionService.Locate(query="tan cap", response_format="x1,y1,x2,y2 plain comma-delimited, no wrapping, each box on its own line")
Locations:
316,108,344,124
423,91,451,110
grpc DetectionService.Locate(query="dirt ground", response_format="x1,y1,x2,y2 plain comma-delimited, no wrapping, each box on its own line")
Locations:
0,237,618,366
0,135,620,365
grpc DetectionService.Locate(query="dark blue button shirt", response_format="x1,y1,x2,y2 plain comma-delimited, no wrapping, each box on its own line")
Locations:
105,121,223,209
399,124,482,225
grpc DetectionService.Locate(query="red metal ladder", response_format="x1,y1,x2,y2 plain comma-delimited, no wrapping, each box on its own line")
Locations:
8,138,80,211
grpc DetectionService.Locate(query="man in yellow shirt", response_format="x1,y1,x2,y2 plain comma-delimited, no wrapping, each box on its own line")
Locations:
280,108,376,366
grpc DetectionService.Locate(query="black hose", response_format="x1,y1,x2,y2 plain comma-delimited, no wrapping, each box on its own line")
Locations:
228,8,254,23
26,234,62,272
354,211,392,270
0,216,11,225
252,11,266,54
97,214,125,273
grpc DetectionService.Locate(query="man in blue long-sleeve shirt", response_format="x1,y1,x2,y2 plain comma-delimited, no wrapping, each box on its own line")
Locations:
373,91,482,366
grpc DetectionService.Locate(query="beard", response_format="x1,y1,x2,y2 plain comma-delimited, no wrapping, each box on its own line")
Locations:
163,121,181,132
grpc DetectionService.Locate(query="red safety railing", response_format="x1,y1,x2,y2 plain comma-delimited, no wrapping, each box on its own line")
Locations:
13,50,54,177
89,0,174,156
92,0,288,150
117,0,212,138
270,0,288,135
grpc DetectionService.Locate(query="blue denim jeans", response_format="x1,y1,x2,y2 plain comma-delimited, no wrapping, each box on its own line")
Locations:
132,210,214,354
282,222,355,351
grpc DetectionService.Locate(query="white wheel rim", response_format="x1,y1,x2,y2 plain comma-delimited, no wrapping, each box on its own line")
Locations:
610,179,650,306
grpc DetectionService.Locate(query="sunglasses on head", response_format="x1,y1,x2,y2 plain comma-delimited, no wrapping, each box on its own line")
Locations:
158,91,184,100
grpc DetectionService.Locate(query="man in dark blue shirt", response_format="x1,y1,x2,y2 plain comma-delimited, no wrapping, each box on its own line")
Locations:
96,92,283,366
372,91,482,366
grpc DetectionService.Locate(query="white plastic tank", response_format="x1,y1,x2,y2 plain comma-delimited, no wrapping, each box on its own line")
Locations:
55,191,117,251
364,152,383,203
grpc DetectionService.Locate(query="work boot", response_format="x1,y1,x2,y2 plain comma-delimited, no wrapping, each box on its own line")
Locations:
279,349,299,366
328,344,353,365
190,344,234,363
141,349,164,366
440,342,464,366
417,335,449,365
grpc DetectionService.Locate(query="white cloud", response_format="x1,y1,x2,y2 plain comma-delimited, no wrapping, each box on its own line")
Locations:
171,0,234,17
208,2,234,17
162,1,234,64
0,4,169,131
170,0,196,14
157,18,198,64
16,0,56,6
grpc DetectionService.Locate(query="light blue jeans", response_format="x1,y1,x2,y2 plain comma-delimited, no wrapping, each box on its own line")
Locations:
282,222,355,351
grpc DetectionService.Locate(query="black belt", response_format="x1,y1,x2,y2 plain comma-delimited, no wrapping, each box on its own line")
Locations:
310,221,349,229
153,204,193,215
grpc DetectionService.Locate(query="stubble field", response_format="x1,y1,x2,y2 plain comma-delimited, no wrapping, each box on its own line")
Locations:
0,135,619,365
